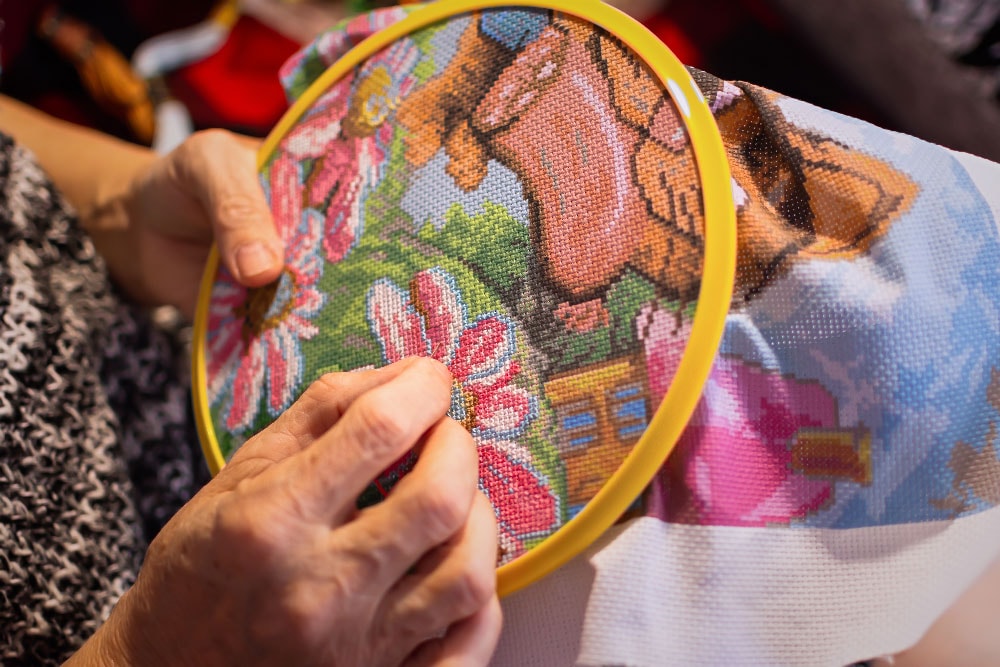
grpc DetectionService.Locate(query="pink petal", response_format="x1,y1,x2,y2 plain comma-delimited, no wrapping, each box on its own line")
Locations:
310,143,357,207
681,424,794,522
227,342,265,431
269,156,303,242
355,133,382,185
206,324,242,395
465,357,520,395
323,186,360,263
637,303,691,403
284,102,346,159
375,121,394,155
206,287,244,352
739,474,833,526
287,209,324,284
469,383,534,436
450,316,515,383
266,327,301,415
209,278,245,310
497,530,525,564
411,268,464,364
646,356,843,527
367,280,431,363
324,225,356,264
293,284,325,318
479,440,559,540
310,90,350,125
314,143,363,264
285,313,320,340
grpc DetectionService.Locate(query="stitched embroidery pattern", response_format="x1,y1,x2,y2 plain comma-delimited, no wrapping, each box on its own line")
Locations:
204,5,1000,576
206,8,703,562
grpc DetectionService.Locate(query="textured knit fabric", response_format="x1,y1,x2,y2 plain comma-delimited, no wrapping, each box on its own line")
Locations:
0,134,203,665
195,7,1000,666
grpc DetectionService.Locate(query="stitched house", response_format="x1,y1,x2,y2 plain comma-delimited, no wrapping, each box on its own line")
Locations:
545,356,651,517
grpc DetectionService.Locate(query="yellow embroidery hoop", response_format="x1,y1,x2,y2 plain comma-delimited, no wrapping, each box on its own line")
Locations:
192,0,736,598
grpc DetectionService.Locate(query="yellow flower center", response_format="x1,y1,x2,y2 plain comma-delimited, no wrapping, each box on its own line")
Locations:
345,65,396,137
456,381,479,432
236,268,299,344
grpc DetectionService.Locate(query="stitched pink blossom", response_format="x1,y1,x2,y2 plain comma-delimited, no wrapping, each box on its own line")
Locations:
638,303,835,526
206,166,325,434
367,267,538,439
279,37,417,264
280,76,389,263
366,267,560,560
478,439,561,561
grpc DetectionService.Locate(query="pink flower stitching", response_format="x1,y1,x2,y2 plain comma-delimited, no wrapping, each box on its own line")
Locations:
206,171,326,435
479,439,561,562
280,38,416,264
367,267,538,439
280,79,385,263
366,267,560,560
637,303,835,526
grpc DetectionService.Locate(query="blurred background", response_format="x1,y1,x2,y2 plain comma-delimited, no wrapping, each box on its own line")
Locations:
3,0,1000,161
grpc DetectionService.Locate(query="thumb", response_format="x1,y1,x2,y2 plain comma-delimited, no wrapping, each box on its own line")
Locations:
176,129,285,286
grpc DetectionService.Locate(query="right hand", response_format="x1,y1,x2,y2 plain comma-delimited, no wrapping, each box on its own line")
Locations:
74,358,501,666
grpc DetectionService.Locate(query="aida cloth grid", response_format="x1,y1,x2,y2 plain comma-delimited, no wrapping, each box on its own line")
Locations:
199,4,1000,665
203,6,707,567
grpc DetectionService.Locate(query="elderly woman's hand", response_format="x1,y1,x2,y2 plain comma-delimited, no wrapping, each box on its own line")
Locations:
68,358,501,666
0,96,284,318
111,129,284,317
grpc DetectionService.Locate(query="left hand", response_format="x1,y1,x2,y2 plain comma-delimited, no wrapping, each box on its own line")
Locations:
99,129,285,318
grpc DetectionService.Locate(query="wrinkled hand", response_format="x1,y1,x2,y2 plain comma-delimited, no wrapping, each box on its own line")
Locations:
78,358,501,666
107,129,284,318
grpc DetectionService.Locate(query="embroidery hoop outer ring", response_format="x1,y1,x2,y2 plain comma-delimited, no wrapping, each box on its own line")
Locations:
192,0,736,599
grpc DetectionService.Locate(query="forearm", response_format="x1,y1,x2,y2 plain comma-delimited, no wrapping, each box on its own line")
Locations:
63,622,133,667
60,585,174,667
0,94,155,233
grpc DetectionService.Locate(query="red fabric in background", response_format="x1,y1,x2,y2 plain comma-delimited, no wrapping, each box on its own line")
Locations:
2,0,884,142
643,13,703,69
166,15,300,135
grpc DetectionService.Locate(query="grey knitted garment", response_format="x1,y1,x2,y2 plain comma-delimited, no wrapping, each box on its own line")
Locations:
0,134,205,665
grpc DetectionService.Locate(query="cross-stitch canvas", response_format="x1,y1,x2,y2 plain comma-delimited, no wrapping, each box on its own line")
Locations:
197,3,1000,665
201,5,720,568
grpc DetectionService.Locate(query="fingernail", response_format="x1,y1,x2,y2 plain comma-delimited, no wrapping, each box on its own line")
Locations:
234,241,278,280
423,357,453,383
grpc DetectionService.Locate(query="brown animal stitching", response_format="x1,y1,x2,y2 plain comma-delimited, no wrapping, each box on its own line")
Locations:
397,14,707,303
712,83,920,301
396,13,919,309
932,424,1000,514
395,13,514,190
599,32,705,305
478,17,707,302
